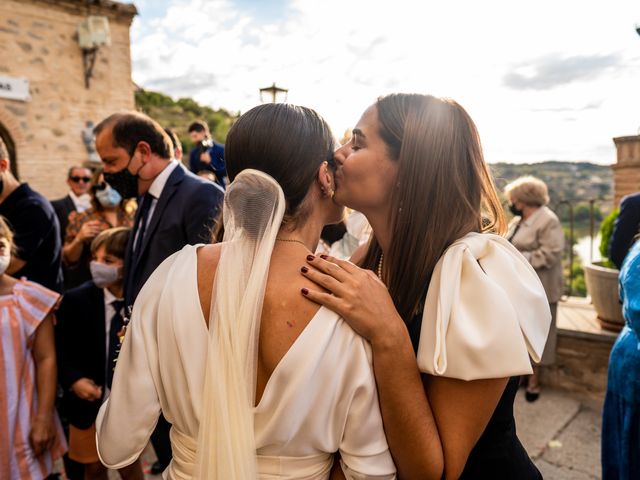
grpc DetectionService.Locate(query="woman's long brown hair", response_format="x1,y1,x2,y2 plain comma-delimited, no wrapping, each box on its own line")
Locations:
361,94,506,323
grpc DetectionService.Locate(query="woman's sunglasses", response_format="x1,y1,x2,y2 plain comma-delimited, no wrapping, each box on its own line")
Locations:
91,182,107,192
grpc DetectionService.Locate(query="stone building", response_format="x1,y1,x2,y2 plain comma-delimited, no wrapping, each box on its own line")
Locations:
612,135,640,206
0,0,136,199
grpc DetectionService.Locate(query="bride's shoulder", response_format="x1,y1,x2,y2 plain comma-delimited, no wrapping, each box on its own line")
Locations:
196,243,223,267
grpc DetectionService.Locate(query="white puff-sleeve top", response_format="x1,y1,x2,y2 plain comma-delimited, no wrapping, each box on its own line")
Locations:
417,233,552,381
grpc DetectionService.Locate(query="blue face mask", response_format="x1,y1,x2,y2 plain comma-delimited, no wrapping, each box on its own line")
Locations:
95,184,123,208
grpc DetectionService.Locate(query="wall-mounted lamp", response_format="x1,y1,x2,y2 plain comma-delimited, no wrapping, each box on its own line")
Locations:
77,16,111,89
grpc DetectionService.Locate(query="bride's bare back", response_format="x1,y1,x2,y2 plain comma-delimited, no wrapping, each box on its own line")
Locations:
196,242,324,406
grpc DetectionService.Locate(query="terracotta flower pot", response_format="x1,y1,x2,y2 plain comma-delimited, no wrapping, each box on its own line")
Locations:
584,262,625,332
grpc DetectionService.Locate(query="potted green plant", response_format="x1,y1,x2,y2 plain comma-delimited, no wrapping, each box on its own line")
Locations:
583,208,624,331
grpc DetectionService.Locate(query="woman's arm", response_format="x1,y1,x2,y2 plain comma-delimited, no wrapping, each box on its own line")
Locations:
62,220,102,265
520,217,564,269
30,315,57,456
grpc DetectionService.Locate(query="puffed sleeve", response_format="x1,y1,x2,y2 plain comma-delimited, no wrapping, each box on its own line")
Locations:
339,341,397,479
15,280,60,339
417,233,551,381
95,254,179,468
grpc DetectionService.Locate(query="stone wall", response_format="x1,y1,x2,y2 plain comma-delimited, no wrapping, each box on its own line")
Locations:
612,135,640,206
0,0,136,199
541,329,614,404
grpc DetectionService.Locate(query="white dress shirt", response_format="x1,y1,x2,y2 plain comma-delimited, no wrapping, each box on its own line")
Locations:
103,287,124,399
132,160,180,251
69,191,92,212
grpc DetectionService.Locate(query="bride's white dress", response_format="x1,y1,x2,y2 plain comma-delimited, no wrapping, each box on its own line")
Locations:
95,244,396,479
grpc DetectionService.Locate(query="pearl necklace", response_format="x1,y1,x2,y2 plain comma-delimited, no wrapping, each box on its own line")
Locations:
377,254,384,280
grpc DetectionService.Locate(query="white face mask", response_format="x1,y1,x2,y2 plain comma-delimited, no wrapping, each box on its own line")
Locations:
0,253,10,276
90,261,122,288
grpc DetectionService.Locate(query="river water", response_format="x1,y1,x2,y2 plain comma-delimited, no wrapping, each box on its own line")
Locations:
575,234,602,265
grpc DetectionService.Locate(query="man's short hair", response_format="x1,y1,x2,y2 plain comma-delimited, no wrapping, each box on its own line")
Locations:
94,111,173,159
0,137,8,161
91,226,131,259
163,127,182,153
188,120,210,135
67,166,91,178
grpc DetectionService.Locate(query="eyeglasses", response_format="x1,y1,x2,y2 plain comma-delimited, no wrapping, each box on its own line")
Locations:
91,182,107,192
70,176,91,183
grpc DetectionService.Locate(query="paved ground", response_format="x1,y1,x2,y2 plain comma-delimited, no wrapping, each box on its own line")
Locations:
58,387,602,479
515,387,602,479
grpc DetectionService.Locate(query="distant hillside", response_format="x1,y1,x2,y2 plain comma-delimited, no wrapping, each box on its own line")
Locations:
134,88,238,154
490,161,614,238
491,161,613,207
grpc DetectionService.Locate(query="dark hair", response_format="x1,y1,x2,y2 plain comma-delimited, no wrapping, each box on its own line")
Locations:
361,93,506,322
225,103,335,226
188,120,209,135
164,127,182,154
67,165,91,179
91,226,131,259
94,111,173,159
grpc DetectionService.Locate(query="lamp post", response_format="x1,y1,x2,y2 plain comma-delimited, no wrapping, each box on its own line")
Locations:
259,82,288,103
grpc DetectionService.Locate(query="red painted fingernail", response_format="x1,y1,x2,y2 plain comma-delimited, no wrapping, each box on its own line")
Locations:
306,255,315,261
301,287,309,295
301,266,309,273
320,254,328,259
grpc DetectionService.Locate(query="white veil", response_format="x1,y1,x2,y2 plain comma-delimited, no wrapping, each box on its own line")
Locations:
195,169,286,478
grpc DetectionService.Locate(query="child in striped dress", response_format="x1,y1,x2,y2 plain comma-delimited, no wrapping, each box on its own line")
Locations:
0,215,66,479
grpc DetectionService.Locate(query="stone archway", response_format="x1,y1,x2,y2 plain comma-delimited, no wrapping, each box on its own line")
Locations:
0,108,27,180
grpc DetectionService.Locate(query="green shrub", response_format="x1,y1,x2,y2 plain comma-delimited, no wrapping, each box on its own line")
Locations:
598,208,619,268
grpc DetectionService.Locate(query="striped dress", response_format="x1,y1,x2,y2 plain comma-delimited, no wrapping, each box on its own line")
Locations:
0,279,67,479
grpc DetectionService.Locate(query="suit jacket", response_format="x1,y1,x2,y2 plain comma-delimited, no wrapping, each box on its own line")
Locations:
507,206,565,303
55,280,108,429
124,164,224,306
51,194,76,242
609,192,640,270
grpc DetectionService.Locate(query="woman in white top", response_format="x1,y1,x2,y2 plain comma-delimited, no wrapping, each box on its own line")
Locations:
95,104,396,480
300,94,551,479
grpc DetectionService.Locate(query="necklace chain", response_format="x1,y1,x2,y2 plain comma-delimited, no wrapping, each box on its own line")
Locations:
377,253,384,280
276,237,310,250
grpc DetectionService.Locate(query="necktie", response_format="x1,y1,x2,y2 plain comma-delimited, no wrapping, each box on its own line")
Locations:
133,193,153,256
107,299,125,388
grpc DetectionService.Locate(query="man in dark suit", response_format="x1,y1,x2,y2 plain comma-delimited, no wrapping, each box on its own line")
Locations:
51,166,94,290
94,111,224,474
51,166,93,242
609,192,640,269
55,227,143,479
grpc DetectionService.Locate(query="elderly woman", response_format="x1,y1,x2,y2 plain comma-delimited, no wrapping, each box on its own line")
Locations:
504,176,564,401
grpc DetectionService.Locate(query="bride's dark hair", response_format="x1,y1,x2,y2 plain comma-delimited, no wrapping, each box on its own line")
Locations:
225,103,335,227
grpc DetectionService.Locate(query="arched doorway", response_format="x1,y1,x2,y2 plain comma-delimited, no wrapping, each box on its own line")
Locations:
0,121,18,179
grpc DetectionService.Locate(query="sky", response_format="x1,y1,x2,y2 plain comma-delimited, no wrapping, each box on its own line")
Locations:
129,0,640,165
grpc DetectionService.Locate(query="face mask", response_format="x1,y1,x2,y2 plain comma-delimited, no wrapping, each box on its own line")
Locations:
0,253,10,275
95,184,122,208
509,203,523,217
90,260,122,288
103,154,140,199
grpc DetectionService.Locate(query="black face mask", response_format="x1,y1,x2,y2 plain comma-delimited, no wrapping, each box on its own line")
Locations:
103,154,140,199
509,203,523,217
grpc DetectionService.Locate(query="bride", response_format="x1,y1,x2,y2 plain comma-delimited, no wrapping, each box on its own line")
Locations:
95,103,396,479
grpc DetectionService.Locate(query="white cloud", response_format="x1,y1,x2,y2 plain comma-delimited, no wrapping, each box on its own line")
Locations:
130,0,640,164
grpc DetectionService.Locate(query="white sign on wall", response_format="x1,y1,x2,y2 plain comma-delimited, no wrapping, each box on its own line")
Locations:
0,75,30,102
